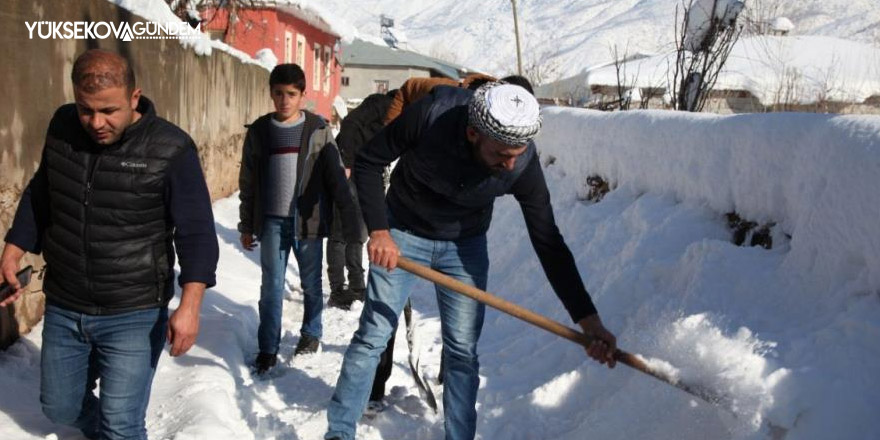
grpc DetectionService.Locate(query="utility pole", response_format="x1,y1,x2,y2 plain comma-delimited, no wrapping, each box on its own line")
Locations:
511,0,523,76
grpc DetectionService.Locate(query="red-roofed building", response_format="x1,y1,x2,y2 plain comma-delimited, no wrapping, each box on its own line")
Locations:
200,2,341,119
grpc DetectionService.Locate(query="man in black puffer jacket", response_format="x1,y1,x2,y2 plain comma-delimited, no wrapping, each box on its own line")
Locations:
0,49,218,440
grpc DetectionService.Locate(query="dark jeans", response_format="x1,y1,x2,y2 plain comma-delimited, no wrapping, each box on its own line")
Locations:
327,178,368,292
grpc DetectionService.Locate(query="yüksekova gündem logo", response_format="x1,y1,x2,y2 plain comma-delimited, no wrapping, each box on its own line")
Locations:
25,21,201,41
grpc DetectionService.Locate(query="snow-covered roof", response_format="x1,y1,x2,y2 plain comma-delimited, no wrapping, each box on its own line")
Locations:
266,0,376,44
258,1,341,39
586,36,880,105
339,38,467,79
106,0,267,68
771,17,795,33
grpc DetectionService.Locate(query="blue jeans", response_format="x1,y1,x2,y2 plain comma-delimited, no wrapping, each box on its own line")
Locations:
40,304,168,440
258,216,325,354
326,227,488,440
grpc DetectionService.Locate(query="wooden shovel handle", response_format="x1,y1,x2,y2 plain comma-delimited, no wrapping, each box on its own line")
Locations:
395,256,728,407
395,257,625,358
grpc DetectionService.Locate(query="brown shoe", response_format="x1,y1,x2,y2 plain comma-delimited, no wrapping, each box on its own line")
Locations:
294,335,320,356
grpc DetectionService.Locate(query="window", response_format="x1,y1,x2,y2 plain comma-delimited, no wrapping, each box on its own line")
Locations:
341,76,350,87
374,80,389,94
296,34,306,65
284,31,293,63
313,43,321,91
323,45,332,94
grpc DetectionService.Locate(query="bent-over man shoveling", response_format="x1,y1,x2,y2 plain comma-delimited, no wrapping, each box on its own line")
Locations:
324,81,617,440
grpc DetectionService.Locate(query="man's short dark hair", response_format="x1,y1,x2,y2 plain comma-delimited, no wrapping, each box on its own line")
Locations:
466,77,493,91
270,64,306,91
500,75,534,95
71,49,135,94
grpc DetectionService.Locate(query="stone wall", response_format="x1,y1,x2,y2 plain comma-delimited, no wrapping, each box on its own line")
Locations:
0,0,271,348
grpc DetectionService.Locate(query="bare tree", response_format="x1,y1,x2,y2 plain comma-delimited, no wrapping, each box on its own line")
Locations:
812,54,843,113
639,86,666,109
771,65,801,112
166,0,261,37
563,82,588,107
611,43,640,110
742,0,786,35
520,47,562,88
670,0,745,112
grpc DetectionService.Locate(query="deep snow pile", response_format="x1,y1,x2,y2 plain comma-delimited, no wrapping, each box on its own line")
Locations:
1,108,879,439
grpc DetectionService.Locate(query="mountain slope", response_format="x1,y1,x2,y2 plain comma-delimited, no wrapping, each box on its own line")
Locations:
317,0,880,80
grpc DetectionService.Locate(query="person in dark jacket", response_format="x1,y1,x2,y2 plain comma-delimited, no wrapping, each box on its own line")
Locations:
326,91,396,310
238,64,358,374
0,49,218,440
363,76,534,414
325,82,617,440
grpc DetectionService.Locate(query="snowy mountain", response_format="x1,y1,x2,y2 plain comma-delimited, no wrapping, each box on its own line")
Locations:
316,0,880,81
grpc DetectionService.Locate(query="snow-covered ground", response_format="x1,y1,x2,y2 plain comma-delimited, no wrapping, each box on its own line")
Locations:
1,108,879,439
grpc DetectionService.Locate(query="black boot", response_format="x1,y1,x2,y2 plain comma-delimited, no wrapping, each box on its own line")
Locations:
329,288,361,310
350,287,366,302
328,287,353,310
254,352,277,375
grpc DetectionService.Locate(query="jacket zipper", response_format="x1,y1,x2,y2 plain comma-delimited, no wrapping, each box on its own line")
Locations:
83,153,103,303
293,127,315,240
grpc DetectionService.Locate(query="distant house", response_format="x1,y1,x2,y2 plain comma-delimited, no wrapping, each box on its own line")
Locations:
338,38,471,105
535,71,591,107
541,36,880,115
535,53,653,109
200,1,342,119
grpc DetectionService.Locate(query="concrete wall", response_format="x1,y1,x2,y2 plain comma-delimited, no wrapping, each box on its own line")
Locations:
339,65,430,102
0,0,271,347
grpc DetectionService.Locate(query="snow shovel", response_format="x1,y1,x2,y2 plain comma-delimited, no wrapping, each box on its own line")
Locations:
395,256,732,410
402,298,439,413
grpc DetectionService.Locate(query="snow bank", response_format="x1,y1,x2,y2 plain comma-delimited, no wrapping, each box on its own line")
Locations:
537,107,880,294
493,106,880,438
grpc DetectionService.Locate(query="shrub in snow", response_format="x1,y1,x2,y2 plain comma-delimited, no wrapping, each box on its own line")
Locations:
578,175,612,203
725,212,775,249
